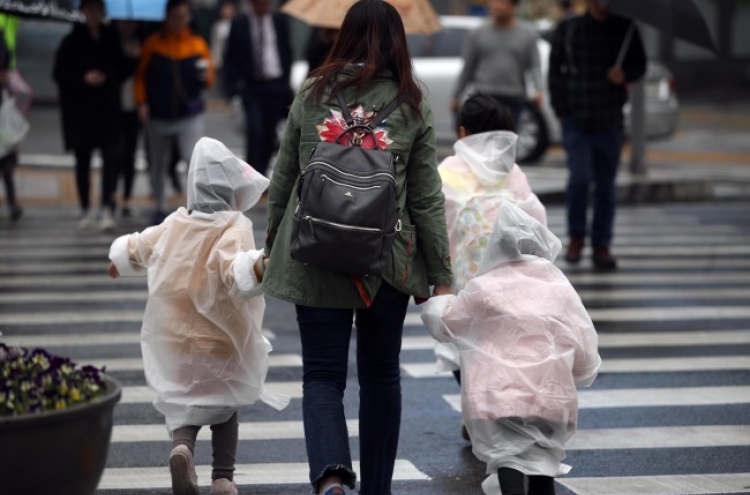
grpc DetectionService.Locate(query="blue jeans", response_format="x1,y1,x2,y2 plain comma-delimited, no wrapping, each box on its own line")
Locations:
296,282,410,495
562,117,624,248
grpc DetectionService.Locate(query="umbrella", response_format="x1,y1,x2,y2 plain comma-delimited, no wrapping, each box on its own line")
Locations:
281,0,441,35
600,0,717,54
0,0,81,22
104,0,166,21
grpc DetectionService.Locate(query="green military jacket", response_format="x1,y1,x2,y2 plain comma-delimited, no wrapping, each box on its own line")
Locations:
263,67,453,308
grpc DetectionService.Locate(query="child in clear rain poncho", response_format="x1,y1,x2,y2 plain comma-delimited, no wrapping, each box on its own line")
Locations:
421,199,601,495
435,94,548,402
107,137,289,495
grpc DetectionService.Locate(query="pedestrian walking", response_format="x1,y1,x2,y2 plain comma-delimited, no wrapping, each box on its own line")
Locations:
113,19,142,218
434,93,548,422
52,0,125,231
451,0,543,126
262,1,453,494
421,199,601,495
135,0,215,225
222,0,293,177
107,137,289,495
548,0,646,269
0,17,22,223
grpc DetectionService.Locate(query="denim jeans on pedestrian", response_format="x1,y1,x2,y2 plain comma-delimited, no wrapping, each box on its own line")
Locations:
562,117,624,248
296,282,410,495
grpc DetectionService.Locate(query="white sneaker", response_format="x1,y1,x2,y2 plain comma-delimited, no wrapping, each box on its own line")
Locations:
77,211,96,231
99,210,116,231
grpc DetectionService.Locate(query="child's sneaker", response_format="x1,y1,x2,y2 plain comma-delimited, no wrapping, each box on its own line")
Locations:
169,445,198,495
211,478,238,495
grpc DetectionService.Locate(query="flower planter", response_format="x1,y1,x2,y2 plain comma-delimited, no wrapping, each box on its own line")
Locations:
0,375,122,495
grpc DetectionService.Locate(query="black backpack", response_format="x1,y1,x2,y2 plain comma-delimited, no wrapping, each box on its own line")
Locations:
290,91,403,276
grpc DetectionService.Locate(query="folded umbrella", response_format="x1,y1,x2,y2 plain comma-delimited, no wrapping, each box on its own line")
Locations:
600,0,717,54
281,0,441,35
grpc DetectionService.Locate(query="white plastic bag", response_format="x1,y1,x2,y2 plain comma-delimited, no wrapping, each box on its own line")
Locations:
0,91,29,156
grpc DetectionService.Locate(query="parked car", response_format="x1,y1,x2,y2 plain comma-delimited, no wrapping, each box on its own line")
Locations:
290,16,679,164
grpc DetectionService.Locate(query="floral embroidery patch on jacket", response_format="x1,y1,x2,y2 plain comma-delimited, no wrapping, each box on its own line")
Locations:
316,106,393,150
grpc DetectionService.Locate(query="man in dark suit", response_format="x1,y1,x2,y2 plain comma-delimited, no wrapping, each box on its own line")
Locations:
223,0,292,177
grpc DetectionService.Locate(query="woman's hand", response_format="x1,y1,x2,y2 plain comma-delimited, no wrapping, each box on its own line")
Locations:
432,284,452,297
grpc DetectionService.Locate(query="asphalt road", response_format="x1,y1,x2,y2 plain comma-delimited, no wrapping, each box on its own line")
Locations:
1,201,750,495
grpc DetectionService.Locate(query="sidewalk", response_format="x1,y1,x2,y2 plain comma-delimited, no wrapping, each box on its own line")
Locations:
3,98,750,211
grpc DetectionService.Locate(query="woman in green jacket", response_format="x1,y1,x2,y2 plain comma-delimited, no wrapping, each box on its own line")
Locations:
263,1,452,494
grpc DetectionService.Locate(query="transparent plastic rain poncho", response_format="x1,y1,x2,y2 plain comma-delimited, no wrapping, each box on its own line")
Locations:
421,200,601,488
109,137,289,432
436,131,549,373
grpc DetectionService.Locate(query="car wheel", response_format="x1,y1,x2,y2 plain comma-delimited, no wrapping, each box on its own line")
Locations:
517,101,549,165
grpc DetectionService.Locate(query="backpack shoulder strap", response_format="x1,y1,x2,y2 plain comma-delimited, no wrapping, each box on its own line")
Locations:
334,89,355,127
368,95,404,129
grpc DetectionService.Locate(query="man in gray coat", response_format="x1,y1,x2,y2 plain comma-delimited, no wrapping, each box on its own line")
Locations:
451,0,543,125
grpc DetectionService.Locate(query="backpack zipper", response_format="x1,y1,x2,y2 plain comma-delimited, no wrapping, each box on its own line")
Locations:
303,215,381,236
307,161,396,185
321,174,382,191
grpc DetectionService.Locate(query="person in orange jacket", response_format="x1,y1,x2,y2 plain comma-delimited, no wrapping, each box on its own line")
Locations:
134,0,215,225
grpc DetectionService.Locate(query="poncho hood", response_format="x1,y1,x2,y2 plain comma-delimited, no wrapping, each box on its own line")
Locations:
477,199,562,275
453,131,518,187
187,137,269,213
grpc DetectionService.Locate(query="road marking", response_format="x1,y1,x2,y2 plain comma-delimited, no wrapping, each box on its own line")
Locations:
97,460,430,489
402,330,750,350
111,419,359,443
121,382,303,404
586,306,750,322
403,306,750,329
0,291,148,303
557,473,750,495
443,386,750,412
565,272,750,284
401,356,750,378
0,329,277,345
90,354,301,371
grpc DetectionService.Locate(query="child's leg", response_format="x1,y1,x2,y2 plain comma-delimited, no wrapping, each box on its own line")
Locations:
170,425,201,495
528,475,555,495
172,425,201,453
497,467,526,495
210,411,239,481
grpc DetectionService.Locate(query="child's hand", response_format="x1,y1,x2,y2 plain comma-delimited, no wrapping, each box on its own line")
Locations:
108,262,119,279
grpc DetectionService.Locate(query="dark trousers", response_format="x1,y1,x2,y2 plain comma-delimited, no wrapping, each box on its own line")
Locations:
562,117,623,248
497,467,555,495
74,144,120,212
119,111,140,202
296,282,410,495
240,79,288,177
1,152,18,208
171,412,239,481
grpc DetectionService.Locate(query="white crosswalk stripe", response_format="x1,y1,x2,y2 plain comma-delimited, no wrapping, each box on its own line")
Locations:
97,460,430,490
3,204,750,494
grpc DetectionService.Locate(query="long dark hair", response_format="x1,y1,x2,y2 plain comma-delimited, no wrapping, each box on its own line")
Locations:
308,0,423,117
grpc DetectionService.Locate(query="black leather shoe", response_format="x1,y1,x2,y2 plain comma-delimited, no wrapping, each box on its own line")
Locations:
592,247,618,270
565,236,585,264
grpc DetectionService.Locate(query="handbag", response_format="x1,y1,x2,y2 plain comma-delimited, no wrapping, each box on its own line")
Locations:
0,90,29,156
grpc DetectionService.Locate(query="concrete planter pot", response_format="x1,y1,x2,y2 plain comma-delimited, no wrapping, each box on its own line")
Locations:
0,375,122,495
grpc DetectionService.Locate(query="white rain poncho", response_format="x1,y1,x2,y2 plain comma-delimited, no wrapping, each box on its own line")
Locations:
436,130,548,372
109,137,289,432
421,200,601,489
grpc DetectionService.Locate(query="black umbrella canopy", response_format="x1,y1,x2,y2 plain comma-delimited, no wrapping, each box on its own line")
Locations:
600,0,717,53
0,0,82,22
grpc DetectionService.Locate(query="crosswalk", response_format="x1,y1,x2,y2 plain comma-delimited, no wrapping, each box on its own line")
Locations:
1,203,750,495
